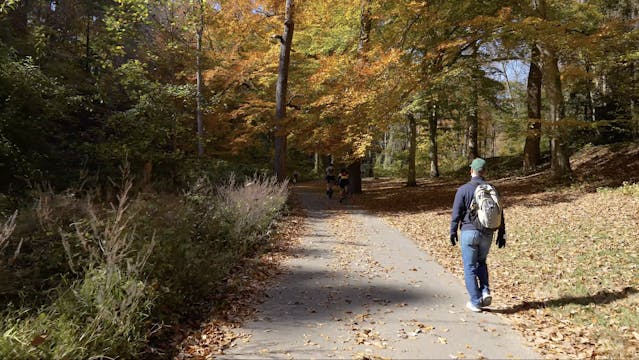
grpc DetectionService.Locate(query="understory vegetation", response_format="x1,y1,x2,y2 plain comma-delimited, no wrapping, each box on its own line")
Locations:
0,168,288,359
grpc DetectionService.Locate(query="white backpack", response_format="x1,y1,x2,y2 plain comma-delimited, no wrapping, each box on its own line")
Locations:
469,183,502,230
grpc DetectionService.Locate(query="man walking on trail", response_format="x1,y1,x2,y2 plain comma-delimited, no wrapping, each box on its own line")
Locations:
450,158,506,312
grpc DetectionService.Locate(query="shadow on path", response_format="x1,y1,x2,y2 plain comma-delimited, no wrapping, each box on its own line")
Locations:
263,267,429,323
489,287,638,314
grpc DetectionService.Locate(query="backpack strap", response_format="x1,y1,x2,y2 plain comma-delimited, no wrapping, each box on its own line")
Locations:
469,179,491,212
462,179,485,221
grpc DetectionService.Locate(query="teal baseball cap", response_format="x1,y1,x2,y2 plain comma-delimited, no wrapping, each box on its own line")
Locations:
470,158,486,171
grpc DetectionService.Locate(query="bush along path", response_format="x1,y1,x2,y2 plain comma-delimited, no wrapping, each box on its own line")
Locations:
0,174,289,359
219,183,539,359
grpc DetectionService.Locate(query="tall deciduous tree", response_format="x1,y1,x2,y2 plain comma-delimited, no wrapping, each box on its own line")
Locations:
407,112,417,186
541,43,572,179
523,43,542,173
274,0,295,181
428,104,440,177
535,0,571,180
347,0,372,194
467,52,480,161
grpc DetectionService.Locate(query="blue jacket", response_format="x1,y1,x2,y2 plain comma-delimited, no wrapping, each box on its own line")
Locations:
450,176,506,236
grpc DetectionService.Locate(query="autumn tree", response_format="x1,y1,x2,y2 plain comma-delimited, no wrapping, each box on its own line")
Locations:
523,40,543,173
376,1,507,183
0,0,636,192
274,0,295,181
292,0,398,191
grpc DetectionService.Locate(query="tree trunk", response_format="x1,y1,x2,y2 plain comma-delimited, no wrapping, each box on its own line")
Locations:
585,63,595,122
541,46,572,180
407,113,417,187
467,52,480,160
85,15,91,72
491,127,496,157
142,161,153,192
383,127,395,169
429,105,440,177
358,0,372,54
501,62,519,118
367,150,375,177
348,159,362,194
344,0,372,193
274,0,295,182
523,43,543,173
196,0,204,157
314,151,320,174
467,94,479,160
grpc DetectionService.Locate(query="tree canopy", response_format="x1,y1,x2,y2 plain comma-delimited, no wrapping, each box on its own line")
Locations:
0,0,637,190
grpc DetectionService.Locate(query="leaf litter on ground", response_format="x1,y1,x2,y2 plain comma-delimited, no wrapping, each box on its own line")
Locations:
172,194,307,358
353,146,639,359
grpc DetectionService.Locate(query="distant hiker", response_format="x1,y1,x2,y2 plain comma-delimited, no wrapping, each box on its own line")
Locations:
325,163,336,198
450,158,506,313
337,168,350,203
292,170,300,185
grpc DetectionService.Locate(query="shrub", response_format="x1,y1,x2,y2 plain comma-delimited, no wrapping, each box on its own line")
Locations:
0,171,289,358
145,174,288,314
215,175,288,254
0,170,155,358
0,266,153,359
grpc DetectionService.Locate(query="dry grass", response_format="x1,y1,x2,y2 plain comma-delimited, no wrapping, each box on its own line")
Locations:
0,170,156,359
215,175,289,253
0,211,18,262
0,167,290,359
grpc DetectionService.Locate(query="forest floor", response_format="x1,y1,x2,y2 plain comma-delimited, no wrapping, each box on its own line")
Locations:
350,142,639,359
174,142,639,359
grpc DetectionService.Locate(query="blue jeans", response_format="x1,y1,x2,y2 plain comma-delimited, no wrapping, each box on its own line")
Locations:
461,230,492,306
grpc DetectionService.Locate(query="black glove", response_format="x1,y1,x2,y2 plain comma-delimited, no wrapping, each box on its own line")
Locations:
496,231,506,248
450,233,457,246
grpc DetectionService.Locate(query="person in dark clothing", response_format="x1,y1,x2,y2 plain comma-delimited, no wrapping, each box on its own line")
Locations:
450,158,506,312
337,168,350,203
325,163,336,198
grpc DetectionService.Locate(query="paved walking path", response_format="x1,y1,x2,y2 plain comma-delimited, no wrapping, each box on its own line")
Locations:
221,185,539,359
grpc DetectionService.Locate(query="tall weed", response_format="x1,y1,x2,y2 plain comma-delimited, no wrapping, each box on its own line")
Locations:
215,175,288,254
0,267,153,359
0,210,18,262
0,171,288,358
0,166,155,358
146,174,288,313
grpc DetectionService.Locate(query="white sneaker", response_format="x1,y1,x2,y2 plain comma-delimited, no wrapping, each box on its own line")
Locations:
466,302,482,312
481,293,492,307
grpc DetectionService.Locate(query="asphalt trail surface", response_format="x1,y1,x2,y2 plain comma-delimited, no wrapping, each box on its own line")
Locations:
221,184,539,359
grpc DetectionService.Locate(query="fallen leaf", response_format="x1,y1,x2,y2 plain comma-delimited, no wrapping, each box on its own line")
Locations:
31,334,48,346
